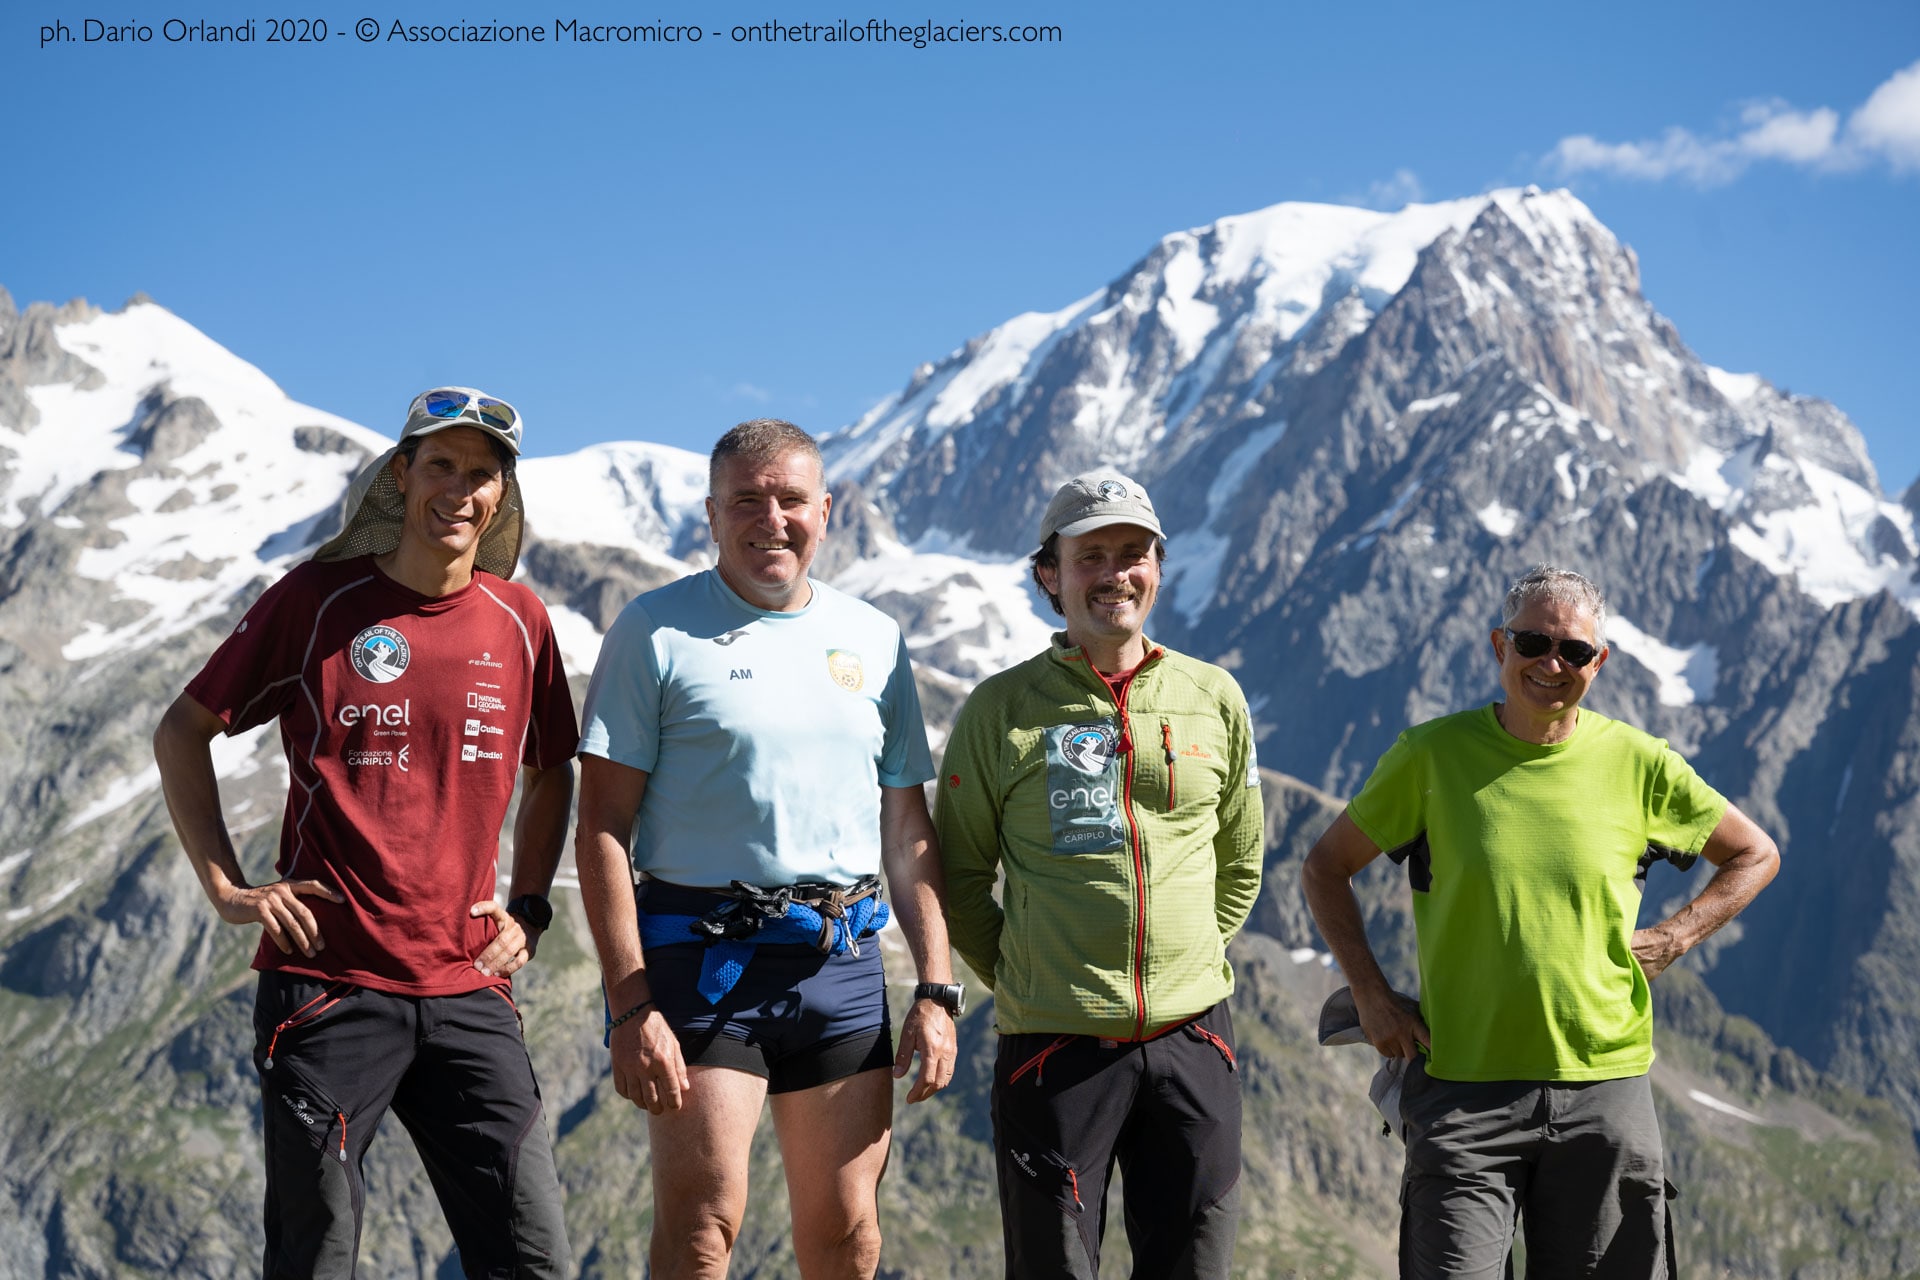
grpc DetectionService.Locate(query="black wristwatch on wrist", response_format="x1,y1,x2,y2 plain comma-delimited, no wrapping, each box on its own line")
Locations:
913,982,966,1016
505,894,553,931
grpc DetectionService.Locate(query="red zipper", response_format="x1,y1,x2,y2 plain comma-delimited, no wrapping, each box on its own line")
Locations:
1162,720,1176,811
1008,1034,1075,1086
263,982,351,1069
1109,665,1153,1041
1077,646,1162,1041
1188,1023,1238,1071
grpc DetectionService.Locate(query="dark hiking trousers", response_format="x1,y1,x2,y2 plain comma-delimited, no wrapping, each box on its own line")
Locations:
991,1001,1242,1280
252,971,570,1279
1399,1063,1664,1279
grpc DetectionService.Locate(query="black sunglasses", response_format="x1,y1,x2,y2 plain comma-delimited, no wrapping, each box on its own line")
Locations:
1504,629,1601,669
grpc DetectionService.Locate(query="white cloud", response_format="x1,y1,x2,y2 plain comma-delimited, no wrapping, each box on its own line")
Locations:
1738,101,1840,163
728,381,774,404
1548,59,1920,185
1551,128,1743,185
1849,60,1920,171
1345,168,1425,211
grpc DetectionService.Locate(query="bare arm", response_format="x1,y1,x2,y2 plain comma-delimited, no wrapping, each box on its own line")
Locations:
1300,808,1429,1059
574,752,688,1113
152,692,341,956
471,760,575,978
881,783,957,1103
1632,803,1780,980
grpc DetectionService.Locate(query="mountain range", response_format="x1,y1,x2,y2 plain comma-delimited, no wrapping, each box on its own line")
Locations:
3,185,1919,1276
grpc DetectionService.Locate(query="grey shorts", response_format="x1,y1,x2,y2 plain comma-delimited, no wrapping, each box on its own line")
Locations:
1399,1063,1666,1280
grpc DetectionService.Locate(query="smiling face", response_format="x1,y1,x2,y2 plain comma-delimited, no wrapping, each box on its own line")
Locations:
1492,596,1609,743
390,426,506,568
705,447,831,612
1037,523,1162,671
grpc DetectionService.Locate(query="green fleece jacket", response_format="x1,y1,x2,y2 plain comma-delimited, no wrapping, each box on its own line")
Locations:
934,637,1264,1039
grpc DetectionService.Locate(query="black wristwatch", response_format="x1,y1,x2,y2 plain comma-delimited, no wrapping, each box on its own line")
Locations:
914,982,966,1017
505,894,553,931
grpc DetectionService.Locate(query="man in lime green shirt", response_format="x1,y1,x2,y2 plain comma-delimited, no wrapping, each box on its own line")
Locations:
1302,565,1778,1278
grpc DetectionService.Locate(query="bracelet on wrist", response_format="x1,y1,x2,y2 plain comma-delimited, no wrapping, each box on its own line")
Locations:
608,998,655,1032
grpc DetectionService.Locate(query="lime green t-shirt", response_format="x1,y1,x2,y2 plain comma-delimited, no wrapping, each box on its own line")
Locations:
1347,705,1727,1082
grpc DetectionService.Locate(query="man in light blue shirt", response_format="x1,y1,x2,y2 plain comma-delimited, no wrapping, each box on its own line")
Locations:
575,418,960,1280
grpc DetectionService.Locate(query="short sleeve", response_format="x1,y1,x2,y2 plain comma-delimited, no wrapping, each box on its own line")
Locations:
1646,744,1729,855
184,572,311,733
1346,731,1428,855
578,600,665,772
876,630,934,788
521,598,579,770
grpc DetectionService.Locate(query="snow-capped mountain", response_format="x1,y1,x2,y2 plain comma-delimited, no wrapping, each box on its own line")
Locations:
823,188,1912,627
5,183,1920,1273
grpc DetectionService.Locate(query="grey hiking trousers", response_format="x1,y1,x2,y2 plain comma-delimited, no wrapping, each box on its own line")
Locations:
1399,1063,1665,1279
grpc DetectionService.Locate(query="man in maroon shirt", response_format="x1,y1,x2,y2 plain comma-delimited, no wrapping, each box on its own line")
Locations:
153,387,577,1279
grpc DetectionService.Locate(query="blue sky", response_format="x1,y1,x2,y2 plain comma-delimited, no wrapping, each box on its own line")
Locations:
7,1,1918,489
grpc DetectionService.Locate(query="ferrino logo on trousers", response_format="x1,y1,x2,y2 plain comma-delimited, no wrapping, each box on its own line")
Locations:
351,625,411,683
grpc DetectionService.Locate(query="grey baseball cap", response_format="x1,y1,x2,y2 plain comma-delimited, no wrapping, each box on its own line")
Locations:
1318,985,1425,1142
1037,469,1164,547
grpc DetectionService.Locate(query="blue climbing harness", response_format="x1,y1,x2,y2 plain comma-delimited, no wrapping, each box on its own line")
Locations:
635,876,889,1005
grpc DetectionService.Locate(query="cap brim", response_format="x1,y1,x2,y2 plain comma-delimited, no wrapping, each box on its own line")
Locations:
403,416,522,456
1052,513,1165,540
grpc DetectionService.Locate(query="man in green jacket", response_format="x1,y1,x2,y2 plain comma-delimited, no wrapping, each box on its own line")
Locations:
936,469,1263,1279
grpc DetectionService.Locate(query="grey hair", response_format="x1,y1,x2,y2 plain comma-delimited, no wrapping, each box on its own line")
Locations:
709,419,822,494
1502,565,1607,644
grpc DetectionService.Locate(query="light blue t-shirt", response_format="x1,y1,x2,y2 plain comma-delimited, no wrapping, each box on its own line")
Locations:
579,570,934,886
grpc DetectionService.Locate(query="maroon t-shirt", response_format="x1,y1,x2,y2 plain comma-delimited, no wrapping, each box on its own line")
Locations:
185,556,578,995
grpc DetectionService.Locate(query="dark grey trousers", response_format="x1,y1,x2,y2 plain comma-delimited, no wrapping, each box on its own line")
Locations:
992,1003,1242,1279
253,971,571,1279
1399,1065,1664,1280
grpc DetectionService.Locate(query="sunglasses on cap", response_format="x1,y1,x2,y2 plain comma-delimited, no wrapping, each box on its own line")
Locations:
1503,629,1601,669
422,389,519,440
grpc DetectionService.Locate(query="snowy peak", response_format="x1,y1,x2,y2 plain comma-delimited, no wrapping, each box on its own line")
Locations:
1191,186,1618,339
820,188,1639,553
819,183,1914,623
0,298,392,662
517,441,709,564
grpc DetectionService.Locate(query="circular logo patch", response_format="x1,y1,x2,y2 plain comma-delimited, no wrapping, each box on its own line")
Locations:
1097,480,1128,501
350,625,411,684
1061,725,1115,775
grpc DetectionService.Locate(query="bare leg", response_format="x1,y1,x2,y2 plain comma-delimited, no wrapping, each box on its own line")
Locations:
769,1068,894,1279
646,1065,771,1280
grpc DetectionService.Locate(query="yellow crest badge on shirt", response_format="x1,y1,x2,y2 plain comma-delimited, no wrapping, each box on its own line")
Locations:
826,649,864,692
